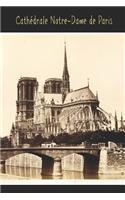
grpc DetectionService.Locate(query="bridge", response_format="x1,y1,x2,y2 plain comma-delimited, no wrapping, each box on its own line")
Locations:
0,147,101,176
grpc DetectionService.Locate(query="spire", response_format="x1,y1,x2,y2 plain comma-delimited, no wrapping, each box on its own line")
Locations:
96,91,98,100
121,112,123,129
115,110,117,118
115,110,118,131
121,112,123,120
62,42,69,79
62,42,70,102
87,78,89,88
11,123,15,131
11,123,15,135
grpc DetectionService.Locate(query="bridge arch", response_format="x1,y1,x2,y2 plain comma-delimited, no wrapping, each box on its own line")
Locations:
83,152,99,174
1,150,63,176
62,152,99,173
62,153,84,172
5,153,42,168
1,150,55,161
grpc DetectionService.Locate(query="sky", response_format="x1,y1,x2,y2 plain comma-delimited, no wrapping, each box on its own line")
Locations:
0,34,125,137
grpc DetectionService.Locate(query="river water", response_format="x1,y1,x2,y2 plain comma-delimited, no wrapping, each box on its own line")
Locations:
1,165,124,180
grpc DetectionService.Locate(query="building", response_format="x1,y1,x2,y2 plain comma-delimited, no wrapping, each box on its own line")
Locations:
10,43,123,146
16,77,38,124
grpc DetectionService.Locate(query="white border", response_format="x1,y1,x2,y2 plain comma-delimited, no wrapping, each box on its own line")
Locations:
0,179,125,185
0,0,125,6
0,194,124,200
0,4,125,187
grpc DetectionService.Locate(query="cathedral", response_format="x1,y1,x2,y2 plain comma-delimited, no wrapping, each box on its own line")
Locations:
10,43,123,146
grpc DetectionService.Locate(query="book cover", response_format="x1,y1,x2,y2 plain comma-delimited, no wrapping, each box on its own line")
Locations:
0,6,125,193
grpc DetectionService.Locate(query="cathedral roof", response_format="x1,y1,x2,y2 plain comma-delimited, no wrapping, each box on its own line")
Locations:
64,86,97,104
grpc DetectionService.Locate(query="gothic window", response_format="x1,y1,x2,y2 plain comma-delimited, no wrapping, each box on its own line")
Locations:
80,110,83,119
31,84,33,100
26,83,29,99
55,125,57,133
21,84,23,100
52,82,56,93
45,83,49,93
57,83,61,93
44,85,46,93
57,110,60,115
84,106,90,130
84,106,90,120
52,110,55,116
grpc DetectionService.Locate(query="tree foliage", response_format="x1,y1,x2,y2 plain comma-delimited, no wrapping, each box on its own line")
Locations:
49,131,125,145
0,136,11,148
1,130,125,148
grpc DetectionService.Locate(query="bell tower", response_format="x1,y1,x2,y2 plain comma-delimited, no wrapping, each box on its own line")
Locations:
16,77,38,124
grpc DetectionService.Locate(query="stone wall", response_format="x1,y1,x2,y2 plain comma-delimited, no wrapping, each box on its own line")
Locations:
99,148,125,174
5,153,41,168
107,149,125,174
62,153,84,172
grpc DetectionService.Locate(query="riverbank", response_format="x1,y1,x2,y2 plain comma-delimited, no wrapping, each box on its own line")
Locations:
0,173,30,180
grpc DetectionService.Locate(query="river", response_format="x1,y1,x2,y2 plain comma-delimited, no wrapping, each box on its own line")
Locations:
0,165,124,180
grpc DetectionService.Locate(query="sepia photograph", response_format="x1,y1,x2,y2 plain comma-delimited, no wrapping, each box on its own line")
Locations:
0,34,125,181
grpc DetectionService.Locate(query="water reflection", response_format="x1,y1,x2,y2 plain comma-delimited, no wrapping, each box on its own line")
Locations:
4,165,125,179
5,165,85,179
5,165,41,179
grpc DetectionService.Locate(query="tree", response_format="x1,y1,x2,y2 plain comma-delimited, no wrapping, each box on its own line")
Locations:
0,136,11,148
